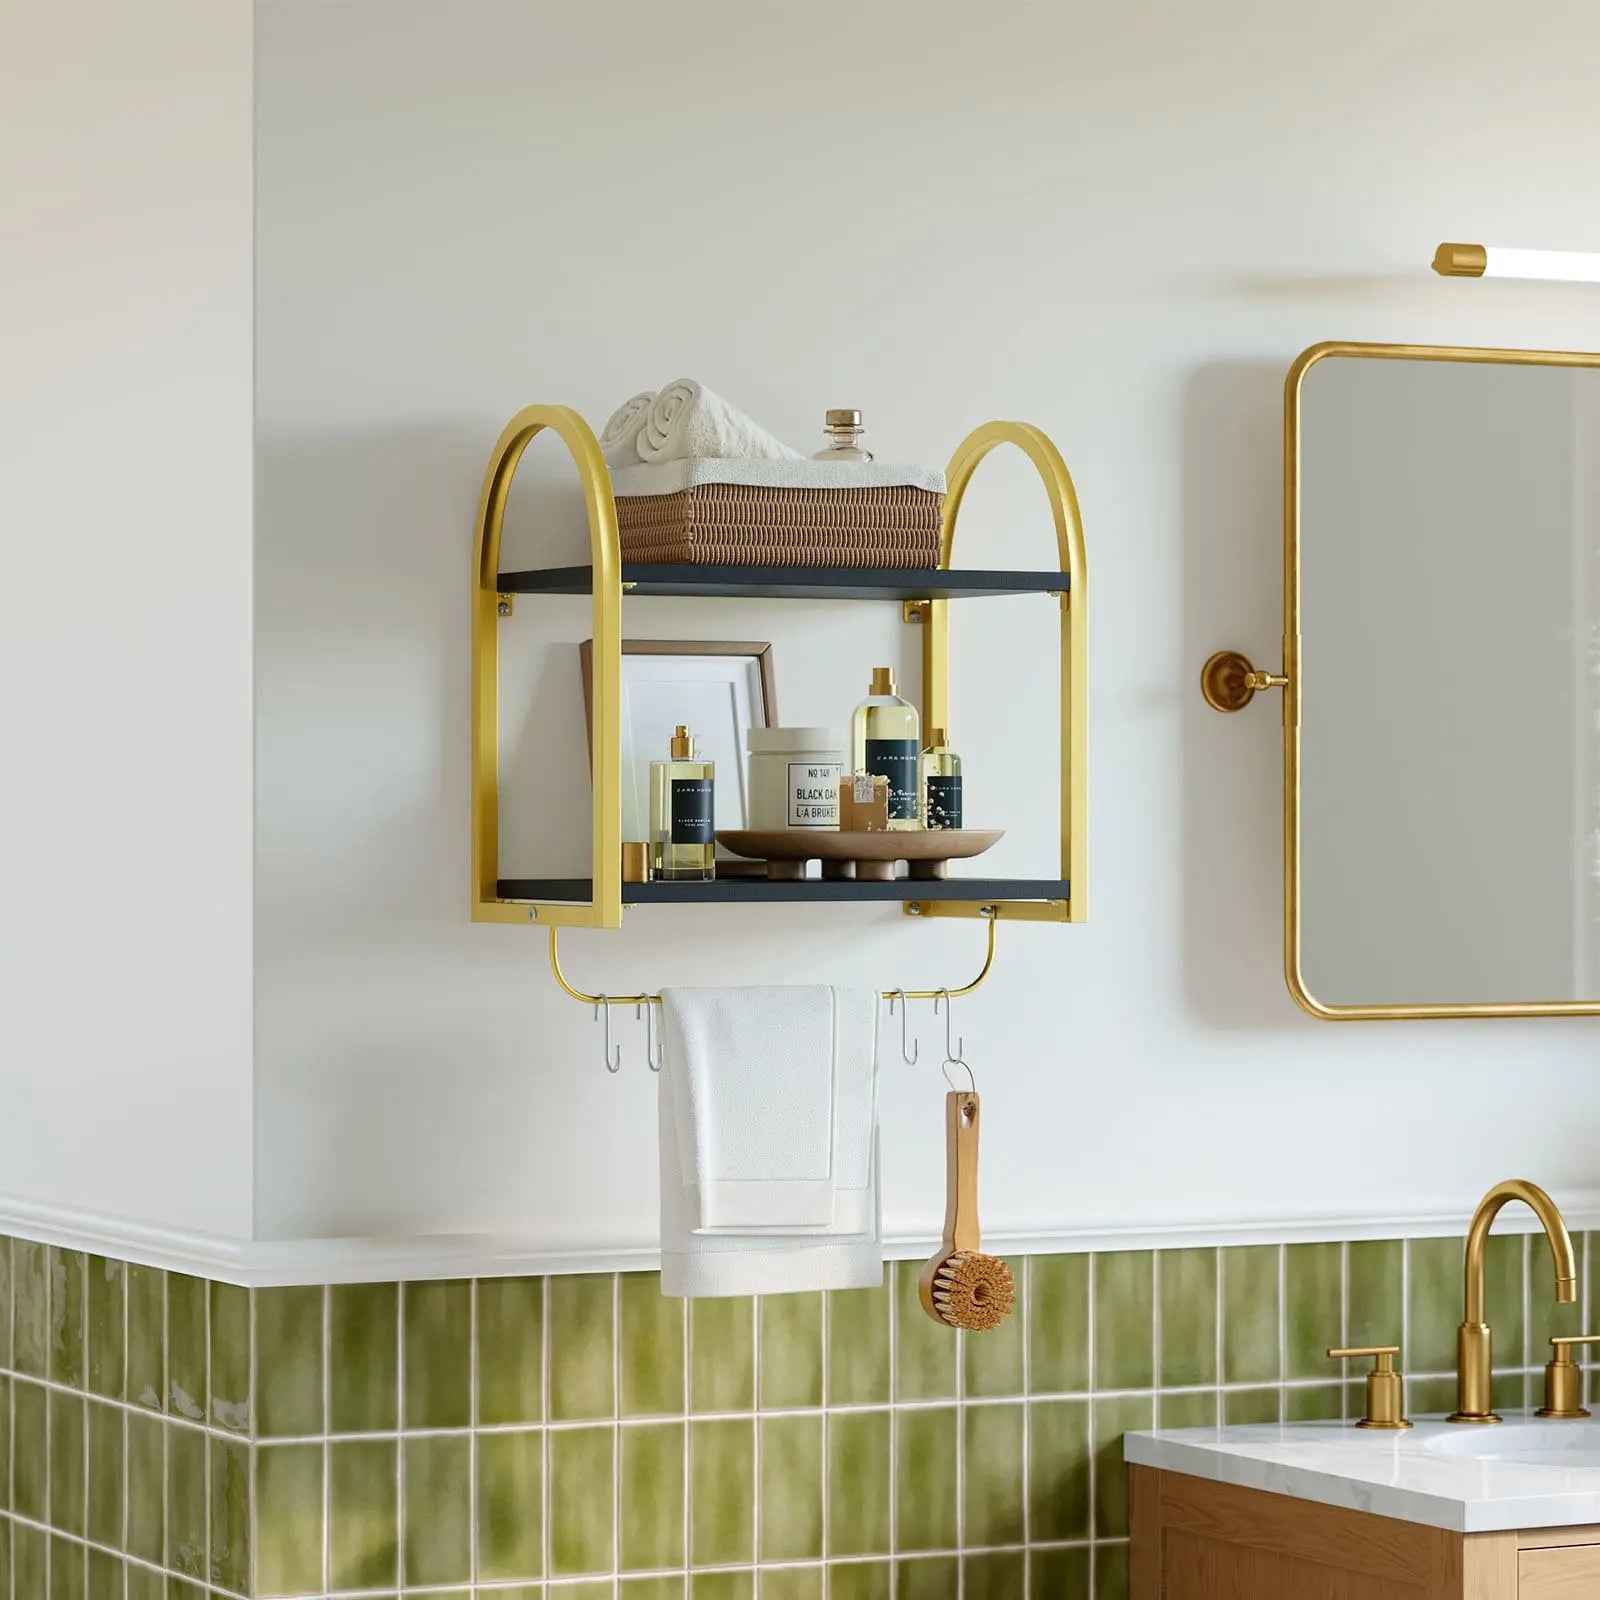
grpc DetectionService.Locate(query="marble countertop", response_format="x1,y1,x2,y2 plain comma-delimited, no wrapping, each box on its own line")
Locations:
1125,1412,1600,1533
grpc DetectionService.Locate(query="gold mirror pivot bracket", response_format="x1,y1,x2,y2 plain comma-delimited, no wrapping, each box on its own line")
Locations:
496,592,515,618
1432,242,1488,278
1537,1335,1600,1419
1201,649,1288,713
1328,1344,1412,1429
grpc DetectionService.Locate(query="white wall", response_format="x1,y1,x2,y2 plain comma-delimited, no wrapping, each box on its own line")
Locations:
253,0,1600,1263
0,4,256,1235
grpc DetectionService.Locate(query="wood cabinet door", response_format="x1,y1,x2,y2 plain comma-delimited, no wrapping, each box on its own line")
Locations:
1520,1544,1600,1598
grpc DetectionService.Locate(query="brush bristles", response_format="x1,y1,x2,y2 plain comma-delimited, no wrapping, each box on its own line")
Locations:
931,1251,1016,1332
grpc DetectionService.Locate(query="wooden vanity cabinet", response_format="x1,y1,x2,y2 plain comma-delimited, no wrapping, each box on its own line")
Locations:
1130,1466,1600,1599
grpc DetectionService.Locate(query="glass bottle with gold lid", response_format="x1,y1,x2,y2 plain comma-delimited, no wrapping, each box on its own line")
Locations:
650,725,716,880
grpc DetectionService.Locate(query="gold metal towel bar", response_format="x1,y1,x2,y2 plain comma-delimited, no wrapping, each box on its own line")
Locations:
548,906,1001,1008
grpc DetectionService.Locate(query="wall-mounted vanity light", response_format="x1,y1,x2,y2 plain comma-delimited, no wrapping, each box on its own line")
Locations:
1432,243,1600,283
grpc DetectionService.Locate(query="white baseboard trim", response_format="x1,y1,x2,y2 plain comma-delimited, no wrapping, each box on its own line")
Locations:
5,1191,1600,1287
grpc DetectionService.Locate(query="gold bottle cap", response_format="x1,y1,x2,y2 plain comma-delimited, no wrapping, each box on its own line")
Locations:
826,408,862,426
870,666,896,696
671,725,694,759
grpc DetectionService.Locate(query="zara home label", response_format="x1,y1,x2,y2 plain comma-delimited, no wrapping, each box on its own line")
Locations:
670,778,714,843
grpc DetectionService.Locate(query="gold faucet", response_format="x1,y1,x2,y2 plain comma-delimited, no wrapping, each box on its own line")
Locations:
1448,1178,1576,1424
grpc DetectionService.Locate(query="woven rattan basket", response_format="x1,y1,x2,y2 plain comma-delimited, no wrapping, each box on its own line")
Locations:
616,482,944,568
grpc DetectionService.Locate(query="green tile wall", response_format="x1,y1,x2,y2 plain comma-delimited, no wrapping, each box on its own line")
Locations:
0,1229,1591,1596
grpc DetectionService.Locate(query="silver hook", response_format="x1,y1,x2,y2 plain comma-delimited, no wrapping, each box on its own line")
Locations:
941,1056,976,1094
638,1002,663,1073
887,990,918,1064
594,998,622,1073
934,989,963,1064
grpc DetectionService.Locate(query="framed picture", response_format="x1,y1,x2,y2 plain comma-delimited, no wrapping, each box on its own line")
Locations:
579,639,779,848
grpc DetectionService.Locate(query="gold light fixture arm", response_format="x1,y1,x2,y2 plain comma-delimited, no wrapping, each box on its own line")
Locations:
549,906,1000,1007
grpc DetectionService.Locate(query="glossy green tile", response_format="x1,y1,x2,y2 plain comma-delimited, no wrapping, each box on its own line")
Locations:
210,1435,252,1591
328,1437,399,1589
1158,1387,1218,1428
126,1563,163,1600
48,1247,85,1388
403,1279,471,1430
166,1420,206,1577
619,1273,684,1416
1409,1236,1465,1375
329,1281,398,1433
895,1406,958,1552
548,1425,614,1576
1093,1392,1152,1538
13,1526,44,1600
690,1295,752,1413
403,1434,471,1586
1530,1234,1584,1363
1031,1546,1092,1597
1158,1248,1217,1388
166,1273,206,1422
760,1412,822,1561
1221,1246,1279,1385
256,1442,325,1596
1224,1385,1282,1424
85,1256,125,1401
1285,1381,1344,1421
13,1241,48,1377
1486,1232,1526,1369
125,1410,165,1565
86,1551,121,1599
165,1582,203,1600
1093,1251,1153,1391
619,1421,683,1571
693,1575,756,1600
548,1273,615,1422
1285,1242,1343,1381
205,1279,251,1433
828,1562,891,1600
1347,1238,1403,1353
622,1579,687,1599
126,1264,165,1412
761,1569,824,1600
48,1389,84,1534
49,1536,82,1600
1493,1369,1527,1412
1029,1397,1090,1541
0,1375,9,1514
966,1551,1026,1599
690,1415,754,1565
965,1289,1025,1397
474,1277,539,1426
13,1379,45,1522
0,1237,11,1368
893,1259,957,1401
964,1401,1024,1547
826,1408,890,1556
1025,1271,1095,1396
759,1291,823,1409
256,1285,323,1437
826,1282,890,1405
899,1556,960,1600
477,1430,543,1581
1095,1541,1131,1600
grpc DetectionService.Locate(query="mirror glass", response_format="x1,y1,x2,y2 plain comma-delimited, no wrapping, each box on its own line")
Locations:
1297,350,1600,1010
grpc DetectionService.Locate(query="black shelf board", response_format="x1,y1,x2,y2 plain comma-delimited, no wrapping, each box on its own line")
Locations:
497,876,1070,906
496,564,1069,602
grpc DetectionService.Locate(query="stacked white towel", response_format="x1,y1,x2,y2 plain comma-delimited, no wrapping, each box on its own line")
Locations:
597,390,657,467
658,985,882,1298
634,379,801,465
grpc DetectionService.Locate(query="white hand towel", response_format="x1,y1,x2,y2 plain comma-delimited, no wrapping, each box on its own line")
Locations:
659,1078,883,1299
660,985,877,1233
635,379,802,465
597,390,656,467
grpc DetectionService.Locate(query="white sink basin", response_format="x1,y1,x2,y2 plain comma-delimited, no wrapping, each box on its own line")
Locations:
1425,1420,1600,1471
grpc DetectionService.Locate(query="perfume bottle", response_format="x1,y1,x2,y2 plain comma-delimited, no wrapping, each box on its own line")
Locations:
812,408,874,462
921,729,963,830
851,667,920,830
650,726,716,881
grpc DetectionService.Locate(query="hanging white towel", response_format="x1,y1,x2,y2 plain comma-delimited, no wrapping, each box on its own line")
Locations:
634,379,802,464
597,390,656,467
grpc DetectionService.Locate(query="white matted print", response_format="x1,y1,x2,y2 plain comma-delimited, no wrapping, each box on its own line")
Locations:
580,640,778,845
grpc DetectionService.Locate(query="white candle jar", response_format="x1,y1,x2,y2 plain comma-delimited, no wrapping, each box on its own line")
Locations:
746,727,846,830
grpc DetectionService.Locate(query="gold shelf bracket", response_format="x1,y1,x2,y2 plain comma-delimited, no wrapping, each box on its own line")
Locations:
1200,649,1287,713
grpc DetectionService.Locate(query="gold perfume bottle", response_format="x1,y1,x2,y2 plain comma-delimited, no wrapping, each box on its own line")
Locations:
921,728,963,830
812,408,874,462
851,667,920,831
650,726,716,881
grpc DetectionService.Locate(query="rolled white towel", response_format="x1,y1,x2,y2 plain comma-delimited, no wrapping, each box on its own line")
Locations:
598,391,656,467
636,379,801,464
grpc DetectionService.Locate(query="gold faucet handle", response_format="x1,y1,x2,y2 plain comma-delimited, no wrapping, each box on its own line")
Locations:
1536,1335,1600,1419
1327,1345,1412,1429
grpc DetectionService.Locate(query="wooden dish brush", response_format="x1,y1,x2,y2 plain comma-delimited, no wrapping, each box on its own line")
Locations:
918,1090,1015,1331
